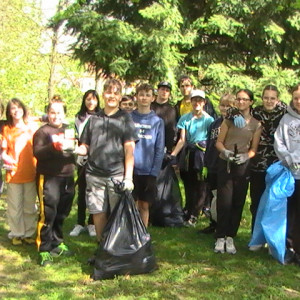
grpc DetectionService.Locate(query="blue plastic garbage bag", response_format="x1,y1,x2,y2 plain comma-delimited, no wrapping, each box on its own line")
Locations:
249,161,295,264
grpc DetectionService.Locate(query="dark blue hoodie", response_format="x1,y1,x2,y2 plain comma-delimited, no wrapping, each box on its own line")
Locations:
131,110,165,177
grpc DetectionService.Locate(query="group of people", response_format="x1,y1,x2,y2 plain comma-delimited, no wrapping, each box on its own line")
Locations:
1,75,300,268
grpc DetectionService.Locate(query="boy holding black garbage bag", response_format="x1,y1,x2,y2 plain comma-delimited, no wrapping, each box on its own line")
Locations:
76,79,157,279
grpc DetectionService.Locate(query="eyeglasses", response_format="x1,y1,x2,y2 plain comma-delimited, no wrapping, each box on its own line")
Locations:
236,97,251,102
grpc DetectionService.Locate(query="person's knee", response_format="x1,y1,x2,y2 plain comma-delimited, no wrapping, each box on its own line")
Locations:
93,211,105,218
138,201,149,211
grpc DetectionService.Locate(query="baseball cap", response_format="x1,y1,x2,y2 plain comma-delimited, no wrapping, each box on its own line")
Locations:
157,81,172,91
190,89,205,99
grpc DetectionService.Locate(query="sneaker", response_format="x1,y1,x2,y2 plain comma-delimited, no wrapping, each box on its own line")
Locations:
87,254,96,265
202,207,211,219
226,237,237,254
87,224,96,237
285,248,296,265
184,216,197,227
39,251,53,267
50,243,73,257
214,238,225,253
23,237,36,245
294,253,300,267
249,244,263,251
183,209,189,221
88,242,101,265
198,223,216,234
11,237,23,246
69,224,85,237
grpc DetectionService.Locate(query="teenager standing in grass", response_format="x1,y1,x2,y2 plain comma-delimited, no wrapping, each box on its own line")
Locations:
69,90,100,238
131,83,165,227
249,85,287,236
1,98,38,246
199,93,236,234
34,99,75,266
215,89,261,254
171,90,214,227
175,75,217,121
227,85,287,245
175,75,194,119
274,83,300,265
119,95,136,113
76,79,137,243
151,81,177,155
0,102,6,196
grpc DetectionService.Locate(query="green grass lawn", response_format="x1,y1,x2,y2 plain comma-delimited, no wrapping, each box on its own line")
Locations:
1,193,300,300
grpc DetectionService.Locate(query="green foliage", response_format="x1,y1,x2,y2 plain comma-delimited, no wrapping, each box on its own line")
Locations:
200,14,243,37
0,0,84,116
288,12,300,31
70,1,185,91
52,55,86,117
58,0,188,89
3,0,297,111
0,0,48,110
54,0,300,102
264,21,285,44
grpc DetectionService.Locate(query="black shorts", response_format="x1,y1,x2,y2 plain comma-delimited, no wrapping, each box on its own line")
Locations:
132,175,157,204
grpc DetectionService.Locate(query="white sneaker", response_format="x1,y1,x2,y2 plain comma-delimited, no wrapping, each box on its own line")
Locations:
214,238,225,253
249,244,263,251
183,217,197,228
226,237,237,254
87,224,96,237
69,224,85,237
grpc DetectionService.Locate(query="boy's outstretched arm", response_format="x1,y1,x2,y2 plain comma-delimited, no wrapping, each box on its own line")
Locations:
123,140,135,190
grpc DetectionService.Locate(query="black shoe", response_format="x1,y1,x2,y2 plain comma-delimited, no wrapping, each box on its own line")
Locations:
87,244,99,265
183,209,189,221
50,243,73,257
39,252,53,267
284,248,295,264
293,253,300,266
202,207,211,219
198,224,216,234
87,255,96,265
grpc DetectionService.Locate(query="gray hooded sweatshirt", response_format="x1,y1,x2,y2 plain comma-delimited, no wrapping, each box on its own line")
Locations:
274,105,300,180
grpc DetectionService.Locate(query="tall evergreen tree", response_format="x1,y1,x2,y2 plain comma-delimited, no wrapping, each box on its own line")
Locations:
57,0,300,99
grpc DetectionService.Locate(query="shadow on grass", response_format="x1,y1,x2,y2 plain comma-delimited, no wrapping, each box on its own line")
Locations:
1,199,300,299
146,222,300,298
0,204,97,299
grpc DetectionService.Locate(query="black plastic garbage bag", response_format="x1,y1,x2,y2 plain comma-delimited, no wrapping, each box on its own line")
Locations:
150,163,184,227
92,189,157,280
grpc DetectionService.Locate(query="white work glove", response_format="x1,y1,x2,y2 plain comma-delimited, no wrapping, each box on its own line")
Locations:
234,153,249,165
73,144,87,156
122,178,134,191
233,115,246,128
223,149,234,161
